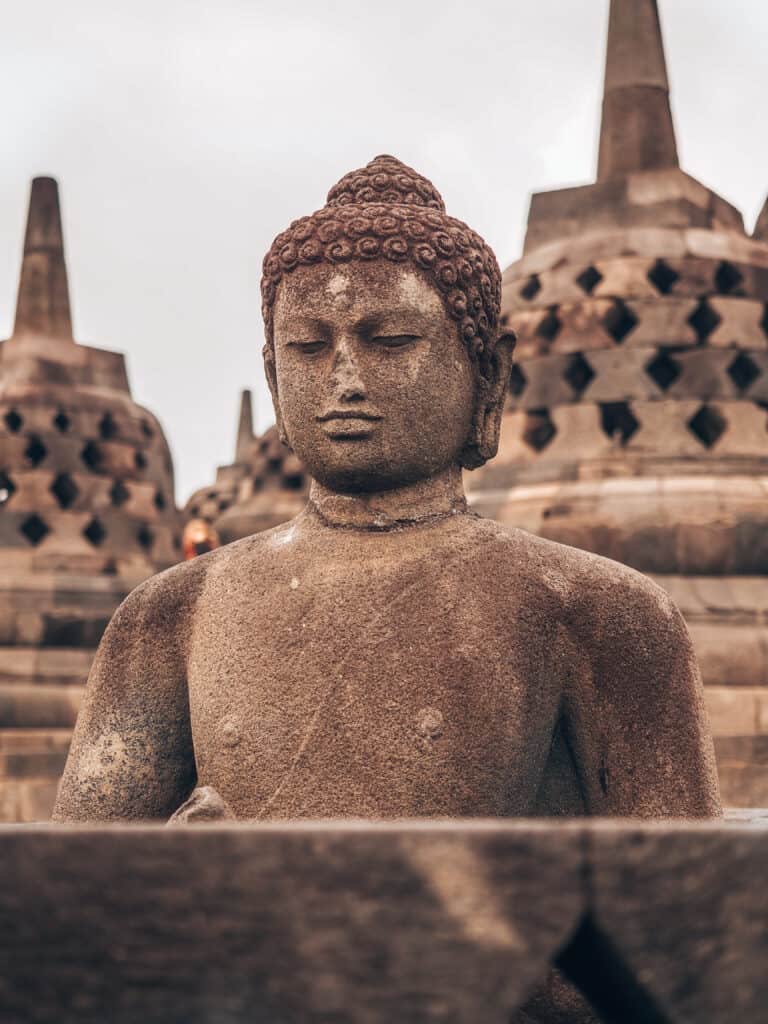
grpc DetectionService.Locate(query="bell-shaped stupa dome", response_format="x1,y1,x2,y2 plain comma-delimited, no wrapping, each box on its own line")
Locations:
183,390,308,545
0,178,180,820
468,0,768,806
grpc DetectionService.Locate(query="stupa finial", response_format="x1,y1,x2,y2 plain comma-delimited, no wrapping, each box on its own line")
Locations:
753,197,768,241
13,177,73,341
597,0,679,181
235,389,254,462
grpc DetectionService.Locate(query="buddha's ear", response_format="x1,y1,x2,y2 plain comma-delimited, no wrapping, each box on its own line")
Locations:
462,330,516,468
263,344,292,450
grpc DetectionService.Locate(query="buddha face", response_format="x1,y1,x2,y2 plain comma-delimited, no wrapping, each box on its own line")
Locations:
270,261,478,492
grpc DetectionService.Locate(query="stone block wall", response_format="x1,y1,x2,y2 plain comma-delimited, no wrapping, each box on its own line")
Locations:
2,819,766,1022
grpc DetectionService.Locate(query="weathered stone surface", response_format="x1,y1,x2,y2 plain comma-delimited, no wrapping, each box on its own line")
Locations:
467,0,768,804
598,0,677,182
183,412,309,546
0,178,180,821
1,821,766,1023
167,785,235,823
589,822,768,1022
0,823,585,1024
714,735,768,808
55,156,719,825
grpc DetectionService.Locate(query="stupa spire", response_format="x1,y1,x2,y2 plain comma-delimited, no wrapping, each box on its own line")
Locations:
12,177,73,341
235,389,254,462
597,0,679,181
753,197,768,241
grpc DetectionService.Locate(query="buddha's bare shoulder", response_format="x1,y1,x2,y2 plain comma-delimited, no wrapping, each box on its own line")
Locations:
110,521,294,630
466,514,683,633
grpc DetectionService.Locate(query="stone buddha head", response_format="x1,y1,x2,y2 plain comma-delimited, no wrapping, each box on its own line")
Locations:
261,156,515,494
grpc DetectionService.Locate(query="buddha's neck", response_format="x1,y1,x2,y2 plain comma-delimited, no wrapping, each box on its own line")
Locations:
308,465,468,531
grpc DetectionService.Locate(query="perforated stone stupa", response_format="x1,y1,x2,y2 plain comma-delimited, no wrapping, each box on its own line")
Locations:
0,178,180,820
183,389,308,544
467,0,768,806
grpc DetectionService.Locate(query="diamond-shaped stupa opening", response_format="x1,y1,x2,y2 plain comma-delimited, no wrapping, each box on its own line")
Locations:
24,435,47,468
575,265,603,295
603,299,638,344
53,410,70,433
81,441,103,472
687,404,727,448
727,352,761,392
688,298,722,342
134,451,148,471
714,261,744,296
509,364,527,397
110,479,130,506
83,518,107,546
50,472,79,510
536,307,561,343
645,350,682,392
600,402,640,445
0,471,17,506
519,274,542,301
99,412,119,440
137,524,154,550
20,513,50,546
283,473,305,491
563,353,595,396
153,489,166,511
523,409,557,452
647,259,679,295
4,409,23,433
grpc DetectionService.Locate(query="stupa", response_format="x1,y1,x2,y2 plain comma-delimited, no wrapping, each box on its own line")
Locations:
183,389,308,544
467,0,768,805
0,177,180,820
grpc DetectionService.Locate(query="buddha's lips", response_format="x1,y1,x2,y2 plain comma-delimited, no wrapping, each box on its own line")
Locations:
316,410,382,423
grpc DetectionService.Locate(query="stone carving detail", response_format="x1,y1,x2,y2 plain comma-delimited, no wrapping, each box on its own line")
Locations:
5,820,767,1022
466,0,768,808
183,414,309,545
55,150,719,853
0,177,180,822
261,155,503,384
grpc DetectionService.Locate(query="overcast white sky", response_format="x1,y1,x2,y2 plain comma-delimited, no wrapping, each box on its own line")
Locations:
1,0,766,502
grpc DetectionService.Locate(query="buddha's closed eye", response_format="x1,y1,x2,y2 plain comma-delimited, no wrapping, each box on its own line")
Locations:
289,340,327,355
369,334,421,349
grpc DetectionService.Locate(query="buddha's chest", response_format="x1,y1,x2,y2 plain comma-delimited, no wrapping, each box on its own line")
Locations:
187,545,564,818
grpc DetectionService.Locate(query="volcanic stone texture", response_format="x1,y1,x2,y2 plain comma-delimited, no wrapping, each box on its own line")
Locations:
1,820,766,1023
467,0,768,807
468,206,768,807
0,178,180,820
183,394,308,545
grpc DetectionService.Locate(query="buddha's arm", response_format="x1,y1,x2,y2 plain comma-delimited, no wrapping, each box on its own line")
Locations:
52,569,198,822
564,577,722,818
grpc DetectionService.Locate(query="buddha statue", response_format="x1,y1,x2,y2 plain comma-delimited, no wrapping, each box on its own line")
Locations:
53,156,720,823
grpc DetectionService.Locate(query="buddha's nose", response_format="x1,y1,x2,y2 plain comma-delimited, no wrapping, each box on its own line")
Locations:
330,340,367,402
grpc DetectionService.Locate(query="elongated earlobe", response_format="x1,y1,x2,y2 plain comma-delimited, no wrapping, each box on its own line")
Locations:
461,330,516,469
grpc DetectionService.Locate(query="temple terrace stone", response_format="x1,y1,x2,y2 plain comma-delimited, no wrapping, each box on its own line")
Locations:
466,0,768,807
0,178,180,822
1,820,766,1023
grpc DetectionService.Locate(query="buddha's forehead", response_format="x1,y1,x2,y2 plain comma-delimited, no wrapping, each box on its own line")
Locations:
274,262,444,329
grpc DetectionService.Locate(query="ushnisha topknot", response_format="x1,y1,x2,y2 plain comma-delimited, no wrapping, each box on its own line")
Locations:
261,155,502,379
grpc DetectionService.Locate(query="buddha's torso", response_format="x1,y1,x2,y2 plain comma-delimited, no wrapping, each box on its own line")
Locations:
187,512,581,819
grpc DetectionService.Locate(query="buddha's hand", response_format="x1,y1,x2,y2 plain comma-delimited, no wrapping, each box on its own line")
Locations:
166,786,236,825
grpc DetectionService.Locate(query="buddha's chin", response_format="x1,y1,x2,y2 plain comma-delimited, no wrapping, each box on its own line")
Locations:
304,451,434,496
